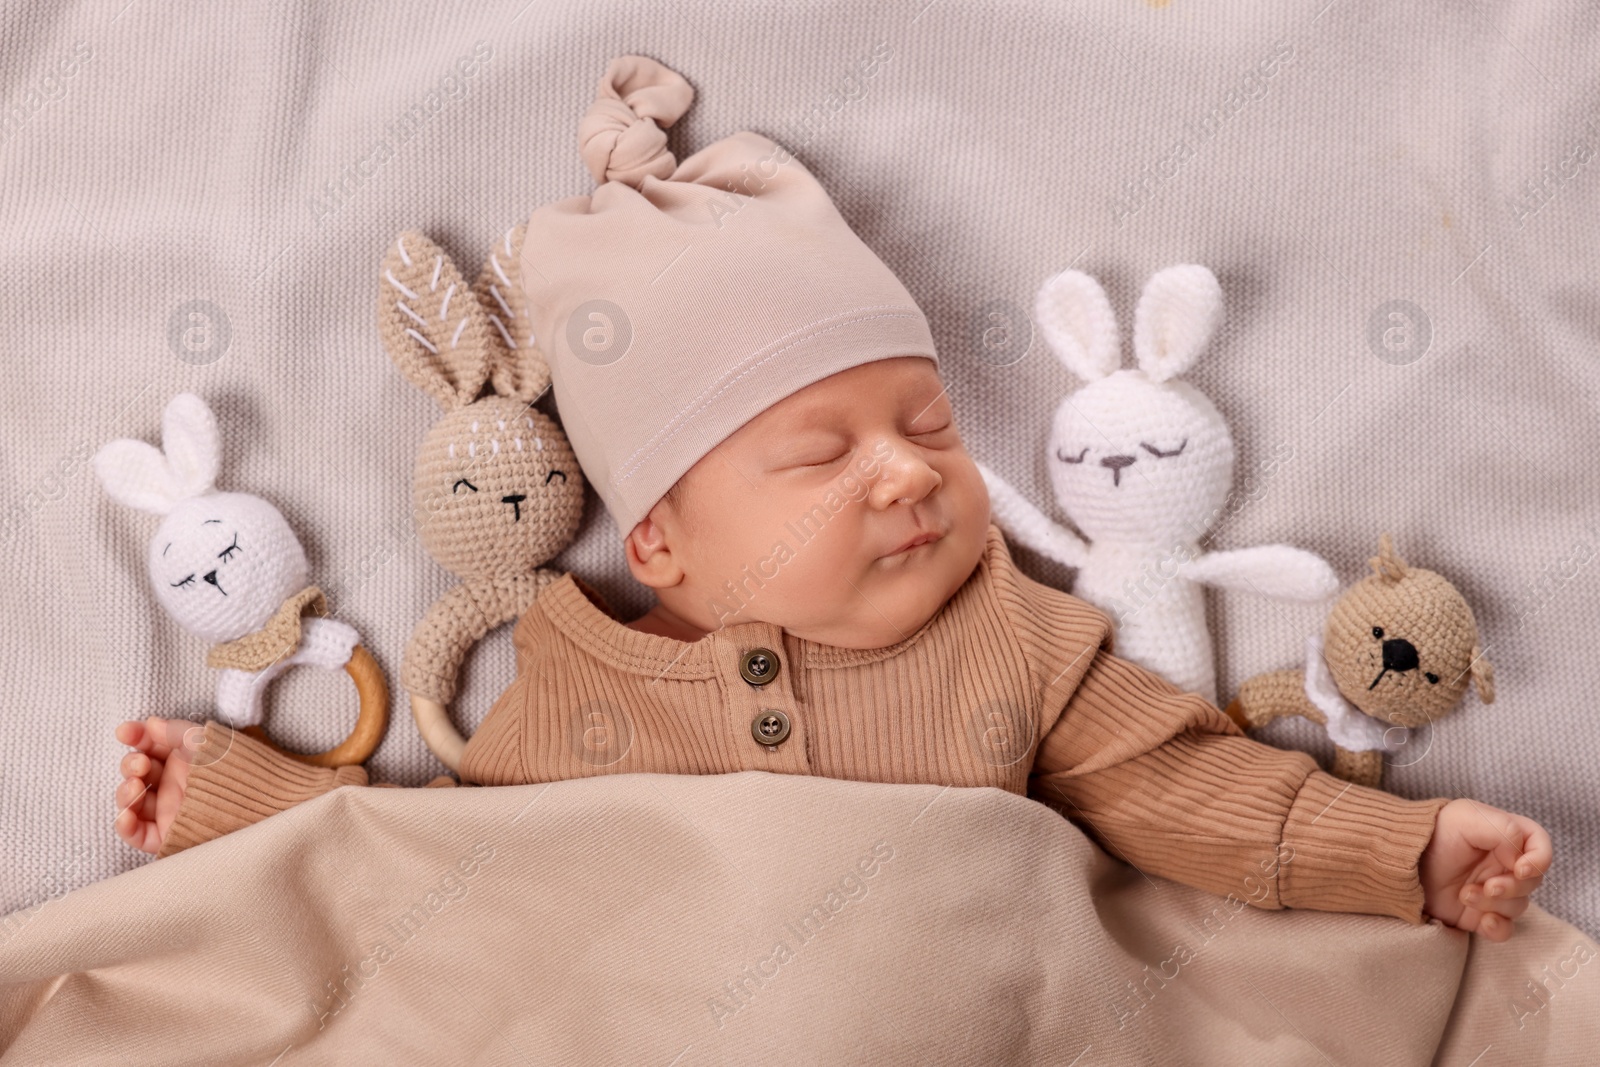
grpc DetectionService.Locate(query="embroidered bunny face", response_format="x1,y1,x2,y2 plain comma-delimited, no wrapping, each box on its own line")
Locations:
1033,264,1234,549
94,392,317,645
148,493,308,644
414,396,581,579
1048,369,1233,545
378,228,585,583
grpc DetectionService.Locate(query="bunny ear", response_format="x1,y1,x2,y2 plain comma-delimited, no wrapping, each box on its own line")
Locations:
93,439,184,514
161,393,220,497
377,231,495,411
1132,264,1222,382
474,224,552,402
92,392,219,514
1034,269,1120,382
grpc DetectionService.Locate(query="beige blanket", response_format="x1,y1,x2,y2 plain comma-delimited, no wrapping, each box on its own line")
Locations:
2,774,1595,1065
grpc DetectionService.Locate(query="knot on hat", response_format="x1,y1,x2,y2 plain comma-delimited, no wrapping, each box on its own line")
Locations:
578,55,695,188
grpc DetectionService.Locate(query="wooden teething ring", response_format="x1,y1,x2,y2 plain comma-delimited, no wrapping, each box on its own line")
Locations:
410,694,466,773
239,644,390,767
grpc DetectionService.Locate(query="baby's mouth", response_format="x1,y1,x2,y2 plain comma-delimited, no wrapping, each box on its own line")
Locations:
880,530,944,559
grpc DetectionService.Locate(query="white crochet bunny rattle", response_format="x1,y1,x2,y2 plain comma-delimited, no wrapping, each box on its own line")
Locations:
93,393,388,766
977,264,1338,704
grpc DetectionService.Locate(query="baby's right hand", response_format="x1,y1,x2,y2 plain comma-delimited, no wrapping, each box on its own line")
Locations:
113,717,204,855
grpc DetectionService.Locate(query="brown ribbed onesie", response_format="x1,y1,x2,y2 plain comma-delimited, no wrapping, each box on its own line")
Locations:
160,523,1447,923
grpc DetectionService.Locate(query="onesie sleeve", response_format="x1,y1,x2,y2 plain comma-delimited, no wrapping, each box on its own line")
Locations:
983,529,1448,925
157,722,461,858
1027,645,1448,924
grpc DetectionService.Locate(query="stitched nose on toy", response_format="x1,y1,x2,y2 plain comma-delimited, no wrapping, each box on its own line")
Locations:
502,493,527,522
1368,636,1419,689
1100,454,1136,486
1382,637,1419,672
202,569,226,596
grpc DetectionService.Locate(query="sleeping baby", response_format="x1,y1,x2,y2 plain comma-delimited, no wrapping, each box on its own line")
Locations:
114,55,1551,940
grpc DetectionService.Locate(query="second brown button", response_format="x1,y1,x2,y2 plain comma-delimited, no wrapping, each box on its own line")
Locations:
751,709,790,747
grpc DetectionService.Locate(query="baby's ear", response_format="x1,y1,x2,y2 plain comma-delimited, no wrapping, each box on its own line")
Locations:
620,511,681,590
1469,645,1495,704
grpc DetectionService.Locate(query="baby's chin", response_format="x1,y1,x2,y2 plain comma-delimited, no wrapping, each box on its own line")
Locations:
796,536,980,648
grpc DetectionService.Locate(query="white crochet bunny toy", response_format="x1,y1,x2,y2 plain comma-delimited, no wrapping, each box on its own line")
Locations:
93,392,388,766
977,264,1338,704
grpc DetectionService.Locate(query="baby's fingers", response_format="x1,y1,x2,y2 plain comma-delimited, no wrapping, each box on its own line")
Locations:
1513,820,1553,881
115,775,155,822
1456,904,1517,943
118,750,163,787
117,716,198,762
1483,870,1543,900
1462,885,1531,922
114,805,161,855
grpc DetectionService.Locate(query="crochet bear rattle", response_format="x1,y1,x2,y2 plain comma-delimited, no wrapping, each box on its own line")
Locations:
377,226,585,772
978,264,1338,704
93,392,389,767
1224,532,1494,787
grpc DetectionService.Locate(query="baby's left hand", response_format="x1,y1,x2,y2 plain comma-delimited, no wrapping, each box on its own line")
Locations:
1420,798,1552,941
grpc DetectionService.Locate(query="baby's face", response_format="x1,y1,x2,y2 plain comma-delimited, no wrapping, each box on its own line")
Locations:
633,356,991,649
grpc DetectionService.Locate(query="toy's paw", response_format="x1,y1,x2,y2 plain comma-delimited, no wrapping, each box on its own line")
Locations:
296,617,360,669
1331,747,1384,788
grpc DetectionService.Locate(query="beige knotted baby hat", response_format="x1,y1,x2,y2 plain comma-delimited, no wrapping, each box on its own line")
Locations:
521,54,938,538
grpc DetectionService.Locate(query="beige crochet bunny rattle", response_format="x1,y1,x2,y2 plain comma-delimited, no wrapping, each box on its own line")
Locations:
377,226,585,771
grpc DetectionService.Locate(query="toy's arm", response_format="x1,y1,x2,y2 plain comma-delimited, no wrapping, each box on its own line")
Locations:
211,619,361,728
401,570,562,704
290,617,359,669
1223,668,1321,730
156,721,461,859
1181,545,1338,601
976,461,1089,570
213,666,286,729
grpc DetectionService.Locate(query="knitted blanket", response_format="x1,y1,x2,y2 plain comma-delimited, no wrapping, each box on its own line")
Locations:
1,774,1595,1064
2,0,1596,942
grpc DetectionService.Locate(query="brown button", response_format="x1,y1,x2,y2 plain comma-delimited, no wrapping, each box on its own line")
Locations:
739,647,780,686
751,709,791,747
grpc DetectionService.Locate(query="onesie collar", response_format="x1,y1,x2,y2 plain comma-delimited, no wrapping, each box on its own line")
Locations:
536,522,1009,679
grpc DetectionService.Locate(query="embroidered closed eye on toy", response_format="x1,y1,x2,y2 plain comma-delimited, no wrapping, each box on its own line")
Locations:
978,264,1338,704
93,393,389,767
1224,532,1494,787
